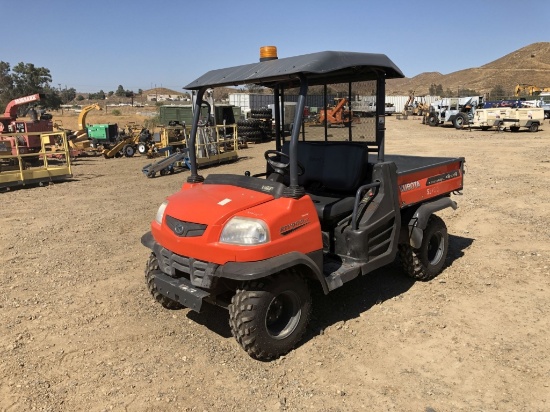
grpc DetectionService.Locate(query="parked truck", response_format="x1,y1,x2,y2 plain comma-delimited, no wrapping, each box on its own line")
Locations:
141,47,465,360
352,98,396,116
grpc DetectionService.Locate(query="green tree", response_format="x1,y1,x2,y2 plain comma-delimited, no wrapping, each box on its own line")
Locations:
60,87,76,103
459,87,478,97
88,90,106,100
489,84,507,100
43,85,63,109
429,83,444,96
0,61,14,105
76,95,85,101
108,91,114,97
11,63,52,96
115,85,125,97
0,61,63,110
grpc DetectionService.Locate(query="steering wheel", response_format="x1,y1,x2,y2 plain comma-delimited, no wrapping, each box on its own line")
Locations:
264,150,305,176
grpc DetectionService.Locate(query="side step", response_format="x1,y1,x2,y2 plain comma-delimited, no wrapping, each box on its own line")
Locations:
323,256,362,291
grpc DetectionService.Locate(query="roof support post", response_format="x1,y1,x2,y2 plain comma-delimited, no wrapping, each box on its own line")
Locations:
323,84,328,141
274,86,281,152
348,82,353,142
187,87,207,183
283,75,307,199
376,75,386,162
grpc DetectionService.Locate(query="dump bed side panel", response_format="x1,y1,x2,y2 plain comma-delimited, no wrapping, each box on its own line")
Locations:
395,158,464,207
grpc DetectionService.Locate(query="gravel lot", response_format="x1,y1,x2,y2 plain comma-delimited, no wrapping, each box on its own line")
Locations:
1,116,549,411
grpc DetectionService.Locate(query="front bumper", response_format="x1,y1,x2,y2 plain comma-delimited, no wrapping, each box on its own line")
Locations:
141,231,324,311
150,269,209,312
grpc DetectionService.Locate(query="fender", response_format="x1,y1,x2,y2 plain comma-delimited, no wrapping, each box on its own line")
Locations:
407,197,457,248
217,250,328,293
142,231,329,293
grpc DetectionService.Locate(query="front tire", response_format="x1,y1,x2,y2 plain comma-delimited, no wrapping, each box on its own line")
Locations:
529,123,539,132
145,253,184,310
427,113,439,127
229,271,311,361
399,215,448,281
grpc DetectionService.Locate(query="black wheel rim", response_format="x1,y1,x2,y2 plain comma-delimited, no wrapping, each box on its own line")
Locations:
427,232,444,265
265,291,301,340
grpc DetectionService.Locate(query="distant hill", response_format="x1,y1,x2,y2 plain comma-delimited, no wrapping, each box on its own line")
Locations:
386,42,550,96
142,86,240,101
142,87,187,96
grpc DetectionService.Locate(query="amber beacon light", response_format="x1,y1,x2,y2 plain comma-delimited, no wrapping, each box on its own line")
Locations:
260,46,278,62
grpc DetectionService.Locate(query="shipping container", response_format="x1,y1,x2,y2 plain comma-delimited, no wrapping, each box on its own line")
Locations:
159,105,240,126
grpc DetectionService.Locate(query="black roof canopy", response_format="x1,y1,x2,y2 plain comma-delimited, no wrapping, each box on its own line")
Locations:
184,51,405,90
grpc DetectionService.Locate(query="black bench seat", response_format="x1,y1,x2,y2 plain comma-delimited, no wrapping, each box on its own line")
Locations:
282,141,371,225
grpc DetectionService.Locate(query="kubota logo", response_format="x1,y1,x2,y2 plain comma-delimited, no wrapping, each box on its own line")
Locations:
280,218,310,235
399,181,420,192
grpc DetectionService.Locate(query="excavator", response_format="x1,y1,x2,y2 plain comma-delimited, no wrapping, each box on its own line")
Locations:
514,84,550,96
317,97,356,127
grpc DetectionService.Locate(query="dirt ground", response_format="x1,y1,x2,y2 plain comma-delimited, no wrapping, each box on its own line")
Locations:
1,114,549,412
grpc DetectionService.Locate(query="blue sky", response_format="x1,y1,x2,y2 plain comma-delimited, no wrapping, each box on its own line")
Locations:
2,0,548,93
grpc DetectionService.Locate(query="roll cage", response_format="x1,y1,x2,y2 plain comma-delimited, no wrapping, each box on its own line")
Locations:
183,51,405,197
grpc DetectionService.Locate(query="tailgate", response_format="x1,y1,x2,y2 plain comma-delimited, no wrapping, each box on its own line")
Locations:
395,157,464,207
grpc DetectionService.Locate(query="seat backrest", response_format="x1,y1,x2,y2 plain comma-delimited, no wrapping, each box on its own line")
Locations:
282,141,369,193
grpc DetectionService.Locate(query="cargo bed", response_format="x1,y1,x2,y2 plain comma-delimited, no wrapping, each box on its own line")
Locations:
378,154,465,208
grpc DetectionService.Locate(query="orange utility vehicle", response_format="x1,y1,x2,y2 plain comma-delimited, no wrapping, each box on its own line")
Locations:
142,47,465,360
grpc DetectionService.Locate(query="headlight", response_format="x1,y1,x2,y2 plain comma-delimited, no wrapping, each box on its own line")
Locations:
155,201,169,225
220,217,269,245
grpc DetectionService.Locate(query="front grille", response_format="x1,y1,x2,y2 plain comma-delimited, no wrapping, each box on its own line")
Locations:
159,247,218,288
165,215,207,237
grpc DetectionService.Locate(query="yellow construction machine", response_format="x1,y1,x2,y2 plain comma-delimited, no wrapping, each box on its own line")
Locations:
102,122,153,158
514,84,550,96
1,131,73,189
54,103,102,154
403,93,430,116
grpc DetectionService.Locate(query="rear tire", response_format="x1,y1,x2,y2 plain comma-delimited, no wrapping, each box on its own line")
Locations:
229,271,311,361
453,113,468,129
145,253,184,310
123,144,135,157
427,113,439,127
399,215,448,281
138,143,148,154
529,123,539,132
